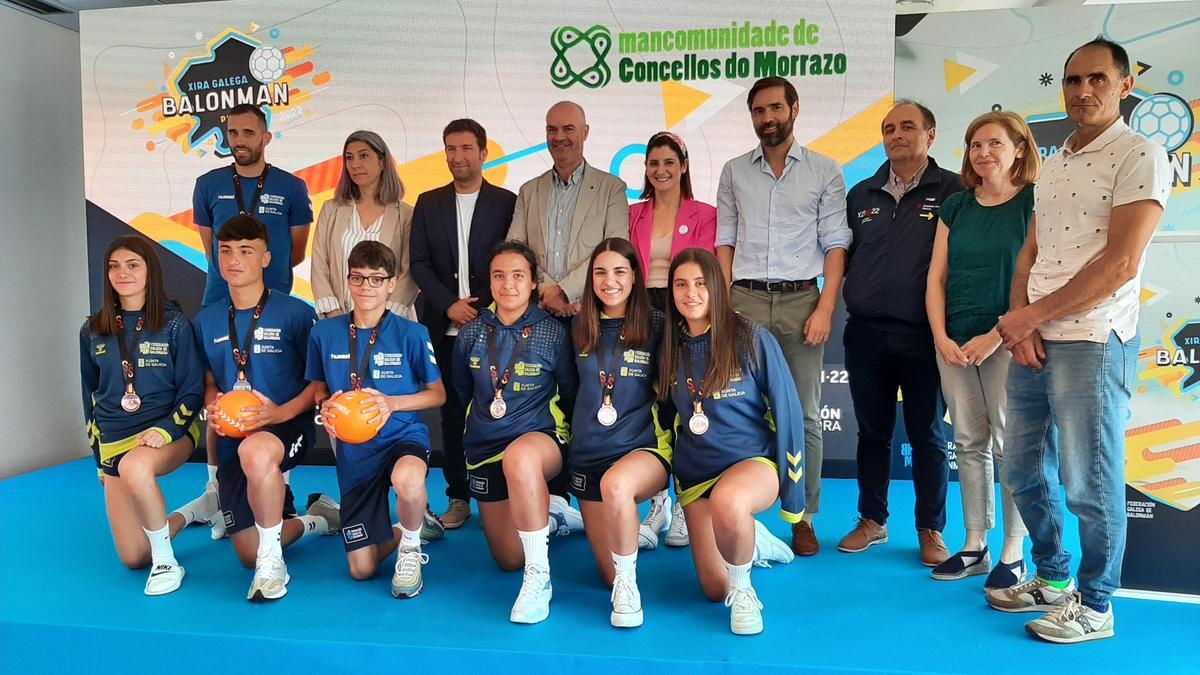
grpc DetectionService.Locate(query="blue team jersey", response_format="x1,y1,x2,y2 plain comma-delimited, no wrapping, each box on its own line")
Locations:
453,306,576,467
306,312,440,489
79,306,204,467
194,290,315,459
192,165,313,306
668,323,807,523
569,311,670,468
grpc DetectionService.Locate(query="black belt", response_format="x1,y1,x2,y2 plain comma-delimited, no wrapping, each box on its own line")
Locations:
734,278,816,293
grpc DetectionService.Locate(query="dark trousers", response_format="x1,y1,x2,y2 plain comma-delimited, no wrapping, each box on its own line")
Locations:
434,336,470,501
843,319,948,531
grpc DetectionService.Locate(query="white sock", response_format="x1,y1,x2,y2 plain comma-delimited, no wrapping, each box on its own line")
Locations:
399,524,422,550
144,524,177,566
172,491,215,525
282,470,291,486
296,515,328,538
725,560,752,590
256,521,283,560
206,464,218,483
612,551,637,577
518,522,551,570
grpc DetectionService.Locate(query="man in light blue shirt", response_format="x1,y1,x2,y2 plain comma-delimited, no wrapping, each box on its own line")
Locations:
716,76,850,557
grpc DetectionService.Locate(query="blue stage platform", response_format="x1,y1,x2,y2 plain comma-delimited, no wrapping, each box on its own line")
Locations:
2,460,1196,674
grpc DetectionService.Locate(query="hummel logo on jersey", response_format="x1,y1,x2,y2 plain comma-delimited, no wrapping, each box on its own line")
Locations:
343,523,367,544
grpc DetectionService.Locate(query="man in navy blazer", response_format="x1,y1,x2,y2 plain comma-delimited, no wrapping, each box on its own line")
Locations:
410,119,517,528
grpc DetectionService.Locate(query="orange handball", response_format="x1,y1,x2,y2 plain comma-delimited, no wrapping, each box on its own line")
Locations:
327,390,384,444
211,390,262,439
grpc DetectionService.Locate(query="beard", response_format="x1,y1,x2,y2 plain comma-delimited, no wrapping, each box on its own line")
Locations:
754,114,795,147
232,144,264,166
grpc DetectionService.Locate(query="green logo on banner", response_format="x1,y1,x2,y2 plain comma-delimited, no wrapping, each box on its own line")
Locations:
551,25,612,89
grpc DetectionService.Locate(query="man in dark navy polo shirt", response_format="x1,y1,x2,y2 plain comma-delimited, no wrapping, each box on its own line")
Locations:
840,100,963,566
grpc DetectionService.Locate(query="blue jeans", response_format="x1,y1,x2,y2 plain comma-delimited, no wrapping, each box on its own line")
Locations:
1002,331,1138,611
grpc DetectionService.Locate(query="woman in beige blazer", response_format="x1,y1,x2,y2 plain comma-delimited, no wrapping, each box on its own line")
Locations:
311,130,418,319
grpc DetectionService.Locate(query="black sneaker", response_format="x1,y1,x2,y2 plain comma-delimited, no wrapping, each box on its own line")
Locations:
931,547,990,581
984,558,1026,591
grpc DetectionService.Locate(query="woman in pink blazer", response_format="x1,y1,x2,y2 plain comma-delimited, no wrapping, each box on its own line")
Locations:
628,132,716,551
628,132,717,312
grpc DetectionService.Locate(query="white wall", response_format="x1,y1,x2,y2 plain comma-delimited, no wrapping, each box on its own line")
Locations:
0,7,90,478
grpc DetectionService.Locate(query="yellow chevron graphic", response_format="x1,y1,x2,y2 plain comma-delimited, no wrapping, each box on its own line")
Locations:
788,468,803,483
787,451,801,467
173,404,194,426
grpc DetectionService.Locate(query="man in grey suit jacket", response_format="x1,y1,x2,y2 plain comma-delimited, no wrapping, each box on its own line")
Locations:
507,101,630,318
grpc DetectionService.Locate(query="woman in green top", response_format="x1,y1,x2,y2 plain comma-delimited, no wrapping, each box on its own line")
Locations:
926,111,1041,591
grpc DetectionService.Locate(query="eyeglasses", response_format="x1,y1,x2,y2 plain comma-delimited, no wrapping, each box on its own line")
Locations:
347,274,393,288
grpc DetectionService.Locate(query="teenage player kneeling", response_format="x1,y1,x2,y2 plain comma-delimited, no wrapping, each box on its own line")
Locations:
307,241,445,597
194,216,339,602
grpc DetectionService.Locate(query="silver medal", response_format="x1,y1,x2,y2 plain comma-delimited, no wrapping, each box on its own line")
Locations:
489,397,507,419
121,391,142,413
597,403,618,427
233,377,252,392
688,411,710,436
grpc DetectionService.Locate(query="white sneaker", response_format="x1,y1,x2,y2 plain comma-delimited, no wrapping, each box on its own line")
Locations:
1025,593,1115,644
548,495,582,537
725,585,764,635
144,562,185,596
205,481,227,540
751,519,794,568
664,500,689,547
510,565,553,624
610,572,644,628
638,491,672,550
391,547,429,599
247,555,290,602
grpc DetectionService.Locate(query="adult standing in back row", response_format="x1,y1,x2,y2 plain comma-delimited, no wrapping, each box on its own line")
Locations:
715,76,851,557
841,101,961,567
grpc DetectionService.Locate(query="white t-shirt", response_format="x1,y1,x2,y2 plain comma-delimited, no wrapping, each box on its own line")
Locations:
447,190,480,336
1029,120,1171,343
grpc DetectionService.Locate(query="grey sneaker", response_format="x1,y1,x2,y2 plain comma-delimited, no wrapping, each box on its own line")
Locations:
986,576,1076,613
420,504,445,541
664,501,689,547
304,492,341,534
390,547,428,599
638,492,672,550
1025,593,1115,644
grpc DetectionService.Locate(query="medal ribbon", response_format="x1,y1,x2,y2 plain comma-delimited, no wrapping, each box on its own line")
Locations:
486,324,532,401
228,288,270,387
348,311,388,390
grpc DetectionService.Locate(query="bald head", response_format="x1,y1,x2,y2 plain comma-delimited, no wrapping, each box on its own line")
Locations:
546,101,589,176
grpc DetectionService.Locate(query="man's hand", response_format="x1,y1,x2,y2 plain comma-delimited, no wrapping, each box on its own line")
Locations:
447,297,479,328
241,390,283,431
539,285,574,317
1010,331,1046,369
803,307,833,346
997,306,1040,348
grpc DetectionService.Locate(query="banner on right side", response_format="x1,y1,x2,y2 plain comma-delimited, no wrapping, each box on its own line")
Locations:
896,2,1200,599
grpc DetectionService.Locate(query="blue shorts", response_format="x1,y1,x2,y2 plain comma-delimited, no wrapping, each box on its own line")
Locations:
338,441,430,552
216,415,313,535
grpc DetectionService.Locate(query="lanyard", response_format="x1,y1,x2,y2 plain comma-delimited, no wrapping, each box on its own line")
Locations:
115,313,145,393
228,288,270,387
680,340,705,410
486,324,532,400
348,312,387,390
596,325,625,402
232,164,270,216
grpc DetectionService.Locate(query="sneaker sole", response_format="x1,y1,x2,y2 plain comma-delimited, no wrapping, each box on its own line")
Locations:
611,609,644,628
144,567,186,596
442,517,469,530
837,535,888,553
1025,624,1114,644
664,535,689,547
986,599,1065,614
248,574,291,602
732,621,764,636
638,531,659,550
391,581,423,599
